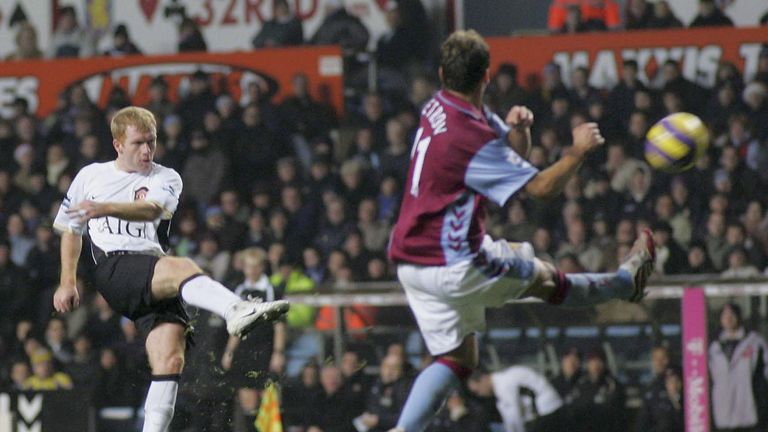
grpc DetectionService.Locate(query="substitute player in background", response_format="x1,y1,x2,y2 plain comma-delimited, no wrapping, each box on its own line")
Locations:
387,30,655,432
52,106,289,432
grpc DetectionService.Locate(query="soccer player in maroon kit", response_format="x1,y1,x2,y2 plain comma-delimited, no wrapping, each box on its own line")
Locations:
387,30,655,432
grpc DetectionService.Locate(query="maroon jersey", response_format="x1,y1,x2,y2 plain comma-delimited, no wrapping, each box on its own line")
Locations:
388,90,539,266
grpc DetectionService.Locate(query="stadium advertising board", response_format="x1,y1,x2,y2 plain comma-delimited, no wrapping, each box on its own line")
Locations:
0,391,89,432
0,46,343,118
682,288,710,432
64,0,393,54
488,26,768,90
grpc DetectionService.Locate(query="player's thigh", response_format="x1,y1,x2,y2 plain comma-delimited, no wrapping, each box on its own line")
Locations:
151,256,203,299
145,321,187,374
440,333,479,369
399,265,485,358
468,237,539,306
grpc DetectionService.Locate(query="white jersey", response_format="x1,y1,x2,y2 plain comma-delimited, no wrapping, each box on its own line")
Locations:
490,366,563,432
54,161,182,256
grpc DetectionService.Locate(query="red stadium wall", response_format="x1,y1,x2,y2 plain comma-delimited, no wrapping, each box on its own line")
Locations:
487,26,768,90
0,46,343,118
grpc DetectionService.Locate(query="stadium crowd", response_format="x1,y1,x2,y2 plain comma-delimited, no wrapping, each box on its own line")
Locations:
1,1,768,431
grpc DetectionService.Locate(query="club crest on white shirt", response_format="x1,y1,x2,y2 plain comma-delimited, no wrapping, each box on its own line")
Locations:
134,187,148,201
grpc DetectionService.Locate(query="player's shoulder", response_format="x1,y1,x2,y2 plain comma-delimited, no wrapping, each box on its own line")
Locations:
76,161,113,179
151,163,182,183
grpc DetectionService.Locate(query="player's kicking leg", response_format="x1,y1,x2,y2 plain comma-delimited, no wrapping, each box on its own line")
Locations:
532,228,656,307
389,231,655,432
151,256,290,337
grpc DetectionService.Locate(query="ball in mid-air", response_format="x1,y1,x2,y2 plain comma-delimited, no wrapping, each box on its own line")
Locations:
644,112,709,173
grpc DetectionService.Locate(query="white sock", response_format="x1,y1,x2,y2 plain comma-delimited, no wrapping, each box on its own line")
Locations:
143,377,179,432
180,274,240,318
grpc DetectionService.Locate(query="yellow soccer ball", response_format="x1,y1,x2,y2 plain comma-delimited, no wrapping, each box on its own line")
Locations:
645,112,709,173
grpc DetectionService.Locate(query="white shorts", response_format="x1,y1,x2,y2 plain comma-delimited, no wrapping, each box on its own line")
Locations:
398,235,537,355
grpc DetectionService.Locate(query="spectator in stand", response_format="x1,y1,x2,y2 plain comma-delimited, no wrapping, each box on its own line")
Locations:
315,197,354,256
486,64,527,118
44,317,73,365
742,82,768,140
103,24,142,56
721,247,761,279
310,0,369,53
0,240,29,340
357,198,390,253
624,0,653,30
660,60,706,116
548,0,621,33
683,240,715,274
281,73,336,145
429,389,489,432
568,67,599,111
690,0,734,27
551,347,583,406
182,130,229,210
22,348,73,390
648,1,682,28
192,233,231,282
93,347,134,425
652,221,687,275
636,366,684,432
178,17,207,52
307,364,358,432
355,354,412,432
375,0,427,77
233,104,280,196
65,334,99,397
709,303,768,431
49,6,95,58
178,70,217,129
283,362,323,430
6,22,43,60
8,359,31,391
642,346,671,397
252,0,304,48
146,77,176,129
570,348,626,432
85,294,124,350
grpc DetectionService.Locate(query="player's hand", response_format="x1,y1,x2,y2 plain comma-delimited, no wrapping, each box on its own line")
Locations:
222,351,233,371
66,200,105,224
571,122,605,157
53,283,80,313
505,106,534,130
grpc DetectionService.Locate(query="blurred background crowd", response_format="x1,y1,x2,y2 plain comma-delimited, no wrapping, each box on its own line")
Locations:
0,0,768,431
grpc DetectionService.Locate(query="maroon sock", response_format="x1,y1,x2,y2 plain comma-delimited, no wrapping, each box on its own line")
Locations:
547,270,570,305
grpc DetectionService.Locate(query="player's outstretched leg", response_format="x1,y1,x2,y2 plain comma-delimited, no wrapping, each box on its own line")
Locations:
178,273,289,337
547,229,656,307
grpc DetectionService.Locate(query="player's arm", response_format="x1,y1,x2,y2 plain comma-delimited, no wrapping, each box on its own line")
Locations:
525,123,604,200
68,200,165,222
54,232,82,313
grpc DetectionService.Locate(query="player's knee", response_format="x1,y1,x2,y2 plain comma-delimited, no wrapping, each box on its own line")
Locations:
164,353,185,374
177,257,202,278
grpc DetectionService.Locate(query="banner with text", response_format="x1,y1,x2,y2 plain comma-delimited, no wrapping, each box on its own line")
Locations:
61,0,392,54
682,288,709,432
0,46,343,118
487,26,768,90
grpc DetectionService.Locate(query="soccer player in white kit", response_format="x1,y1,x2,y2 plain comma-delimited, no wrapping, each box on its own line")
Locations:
386,31,656,432
52,106,289,432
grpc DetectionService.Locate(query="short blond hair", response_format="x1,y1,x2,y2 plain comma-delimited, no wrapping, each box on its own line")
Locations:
111,106,157,141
